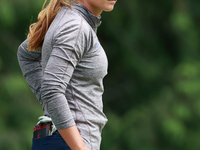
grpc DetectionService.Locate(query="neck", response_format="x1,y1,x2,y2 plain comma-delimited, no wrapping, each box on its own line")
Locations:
79,2,102,16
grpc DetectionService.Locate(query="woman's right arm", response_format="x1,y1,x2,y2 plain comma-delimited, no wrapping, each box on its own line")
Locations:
40,19,91,150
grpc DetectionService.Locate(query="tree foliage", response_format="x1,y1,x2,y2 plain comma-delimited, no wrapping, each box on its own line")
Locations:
0,0,200,150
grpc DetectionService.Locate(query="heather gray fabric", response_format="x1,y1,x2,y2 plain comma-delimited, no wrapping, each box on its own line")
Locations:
17,4,108,150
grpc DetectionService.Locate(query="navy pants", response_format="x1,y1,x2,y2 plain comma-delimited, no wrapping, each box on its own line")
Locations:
32,131,71,150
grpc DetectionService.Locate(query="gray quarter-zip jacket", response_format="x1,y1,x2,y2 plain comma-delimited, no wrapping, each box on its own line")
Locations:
17,4,108,150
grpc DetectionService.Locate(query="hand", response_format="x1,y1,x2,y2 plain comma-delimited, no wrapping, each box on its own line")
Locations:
58,126,91,150
81,146,91,150
74,145,90,150
73,146,90,150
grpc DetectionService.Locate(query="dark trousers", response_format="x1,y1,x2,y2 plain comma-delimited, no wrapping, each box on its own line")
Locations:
32,131,71,150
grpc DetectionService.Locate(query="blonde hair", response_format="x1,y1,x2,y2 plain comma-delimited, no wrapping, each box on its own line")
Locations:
27,0,76,51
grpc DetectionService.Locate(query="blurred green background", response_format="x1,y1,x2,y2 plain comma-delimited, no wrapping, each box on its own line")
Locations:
1,0,200,150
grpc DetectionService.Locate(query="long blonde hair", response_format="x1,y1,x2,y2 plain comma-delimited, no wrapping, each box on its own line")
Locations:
27,0,76,51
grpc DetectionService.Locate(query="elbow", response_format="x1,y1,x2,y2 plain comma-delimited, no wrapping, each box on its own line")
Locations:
17,44,23,61
17,44,26,70
17,39,28,59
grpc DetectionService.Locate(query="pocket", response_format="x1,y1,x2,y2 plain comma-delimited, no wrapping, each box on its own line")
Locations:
32,131,71,150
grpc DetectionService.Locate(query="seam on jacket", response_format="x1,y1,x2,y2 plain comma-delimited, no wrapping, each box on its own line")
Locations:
51,7,69,48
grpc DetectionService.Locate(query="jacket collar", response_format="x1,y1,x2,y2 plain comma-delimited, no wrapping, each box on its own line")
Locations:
71,4,102,33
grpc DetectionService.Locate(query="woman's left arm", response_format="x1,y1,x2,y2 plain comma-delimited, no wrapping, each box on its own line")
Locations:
17,38,44,107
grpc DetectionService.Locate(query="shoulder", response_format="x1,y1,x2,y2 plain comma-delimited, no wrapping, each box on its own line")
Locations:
53,6,92,35
18,38,41,60
50,6,94,46
45,6,95,54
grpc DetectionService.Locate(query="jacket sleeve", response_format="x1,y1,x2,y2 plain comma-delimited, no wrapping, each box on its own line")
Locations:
41,19,89,130
17,38,44,106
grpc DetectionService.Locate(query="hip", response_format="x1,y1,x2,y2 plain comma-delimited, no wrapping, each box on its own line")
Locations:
32,131,71,150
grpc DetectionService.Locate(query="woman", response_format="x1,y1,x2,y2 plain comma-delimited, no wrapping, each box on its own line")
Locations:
17,0,117,150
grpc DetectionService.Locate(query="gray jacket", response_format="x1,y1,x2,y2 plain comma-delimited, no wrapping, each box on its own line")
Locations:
17,4,108,150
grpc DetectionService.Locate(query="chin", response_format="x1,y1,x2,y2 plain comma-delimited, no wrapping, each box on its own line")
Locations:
104,6,115,12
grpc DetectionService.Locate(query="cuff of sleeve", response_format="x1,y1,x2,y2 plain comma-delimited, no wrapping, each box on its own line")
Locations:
55,119,76,130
